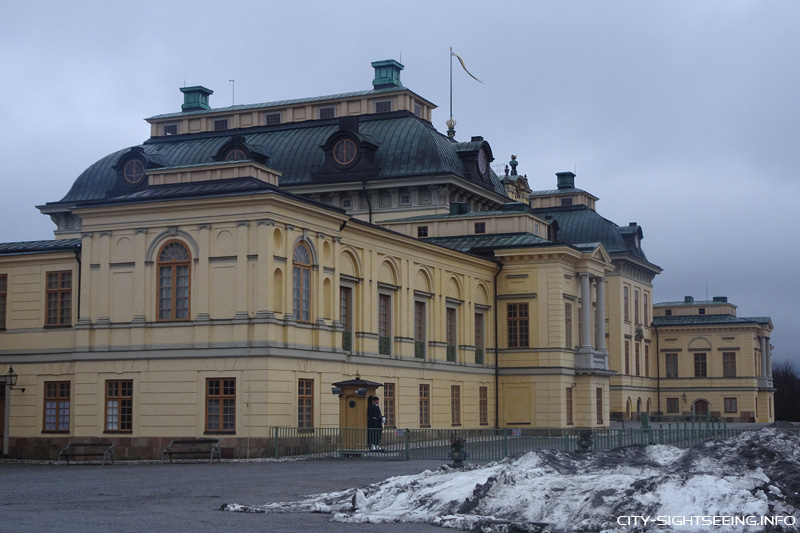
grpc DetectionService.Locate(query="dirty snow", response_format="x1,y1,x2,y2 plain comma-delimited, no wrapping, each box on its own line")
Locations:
222,425,800,532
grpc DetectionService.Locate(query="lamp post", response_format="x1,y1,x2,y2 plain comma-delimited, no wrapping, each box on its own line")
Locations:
3,366,24,456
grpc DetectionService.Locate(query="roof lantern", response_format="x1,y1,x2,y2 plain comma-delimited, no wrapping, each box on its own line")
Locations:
556,171,576,189
371,59,404,89
180,86,213,112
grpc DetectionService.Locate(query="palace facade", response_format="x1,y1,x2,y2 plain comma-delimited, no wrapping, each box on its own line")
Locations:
0,60,773,459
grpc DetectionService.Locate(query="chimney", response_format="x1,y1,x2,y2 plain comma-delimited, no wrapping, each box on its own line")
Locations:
371,60,404,89
684,296,694,303
180,86,213,112
712,296,728,303
556,171,576,189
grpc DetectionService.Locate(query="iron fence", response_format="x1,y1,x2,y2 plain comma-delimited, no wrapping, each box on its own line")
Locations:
268,418,791,461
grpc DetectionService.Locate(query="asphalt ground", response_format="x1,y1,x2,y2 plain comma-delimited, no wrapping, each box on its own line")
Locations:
0,458,452,533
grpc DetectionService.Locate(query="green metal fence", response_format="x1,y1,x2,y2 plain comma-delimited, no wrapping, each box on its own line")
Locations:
268,418,791,461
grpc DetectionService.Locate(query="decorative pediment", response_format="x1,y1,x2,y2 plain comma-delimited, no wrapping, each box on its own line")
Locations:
313,117,381,183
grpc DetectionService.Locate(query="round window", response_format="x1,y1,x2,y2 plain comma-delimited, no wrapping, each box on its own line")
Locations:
123,159,145,185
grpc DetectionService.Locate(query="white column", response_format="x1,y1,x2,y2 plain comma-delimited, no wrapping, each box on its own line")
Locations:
760,336,768,378
580,273,592,349
594,277,606,351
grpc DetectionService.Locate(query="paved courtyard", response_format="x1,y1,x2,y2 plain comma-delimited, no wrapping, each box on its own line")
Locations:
0,458,450,533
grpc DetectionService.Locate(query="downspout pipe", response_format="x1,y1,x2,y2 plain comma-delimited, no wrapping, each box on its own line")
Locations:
493,260,504,428
74,245,82,321
654,322,661,414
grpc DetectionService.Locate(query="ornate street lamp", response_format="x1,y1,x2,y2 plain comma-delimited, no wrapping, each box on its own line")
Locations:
3,366,24,456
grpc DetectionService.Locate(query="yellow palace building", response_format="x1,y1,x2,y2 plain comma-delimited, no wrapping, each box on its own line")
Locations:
0,60,773,459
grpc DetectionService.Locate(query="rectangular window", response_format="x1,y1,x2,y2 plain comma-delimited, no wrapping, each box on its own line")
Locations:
419,384,430,427
474,222,486,234
596,387,603,424
624,341,630,374
566,387,574,425
0,273,6,329
479,386,488,426
644,293,649,326
635,343,641,376
666,397,680,413
694,353,707,377
560,197,573,206
414,300,426,358
105,380,133,432
417,226,428,238
162,123,178,135
414,104,422,117
213,118,229,131
43,381,70,432
318,106,335,119
446,307,457,362
451,385,461,426
341,198,352,209
474,312,484,364
379,294,391,355
383,383,396,427
623,286,630,322
699,308,706,315
665,309,672,316
507,303,529,348
564,302,573,348
665,353,678,377
375,100,392,113
724,397,738,413
400,194,411,205
46,271,72,326
645,345,650,377
206,378,235,433
298,379,313,428
264,112,281,125
634,290,640,324
340,286,352,351
723,352,737,377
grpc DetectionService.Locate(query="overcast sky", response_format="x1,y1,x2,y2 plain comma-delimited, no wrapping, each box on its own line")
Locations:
2,1,798,364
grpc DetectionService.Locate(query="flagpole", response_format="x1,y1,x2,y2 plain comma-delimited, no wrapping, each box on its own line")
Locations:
449,46,453,120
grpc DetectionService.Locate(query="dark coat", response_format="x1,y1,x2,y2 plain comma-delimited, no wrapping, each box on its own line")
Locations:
367,402,383,429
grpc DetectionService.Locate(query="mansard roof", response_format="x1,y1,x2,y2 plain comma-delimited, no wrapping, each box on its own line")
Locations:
49,111,507,207
421,232,551,254
531,204,652,262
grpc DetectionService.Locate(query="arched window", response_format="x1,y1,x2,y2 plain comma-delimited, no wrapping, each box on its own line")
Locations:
157,241,191,321
224,148,247,161
293,242,311,322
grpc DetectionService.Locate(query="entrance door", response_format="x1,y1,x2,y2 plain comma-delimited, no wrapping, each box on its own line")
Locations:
694,399,709,416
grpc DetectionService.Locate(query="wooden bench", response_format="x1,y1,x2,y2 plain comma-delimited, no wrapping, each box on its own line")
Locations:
161,438,221,464
57,442,114,465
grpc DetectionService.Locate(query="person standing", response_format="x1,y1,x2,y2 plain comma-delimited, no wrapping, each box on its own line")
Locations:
367,396,384,451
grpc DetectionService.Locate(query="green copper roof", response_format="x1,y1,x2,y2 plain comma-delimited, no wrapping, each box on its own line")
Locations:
0,239,81,256
531,205,650,261
652,315,771,327
51,112,507,206
422,232,550,253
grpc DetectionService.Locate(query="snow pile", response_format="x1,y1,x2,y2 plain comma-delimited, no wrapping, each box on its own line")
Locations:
222,425,800,531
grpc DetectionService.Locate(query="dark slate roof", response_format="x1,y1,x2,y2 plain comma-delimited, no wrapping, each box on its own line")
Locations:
146,87,415,120
531,205,649,261
652,315,771,327
0,239,81,255
421,232,550,253
81,177,279,205
52,112,507,206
